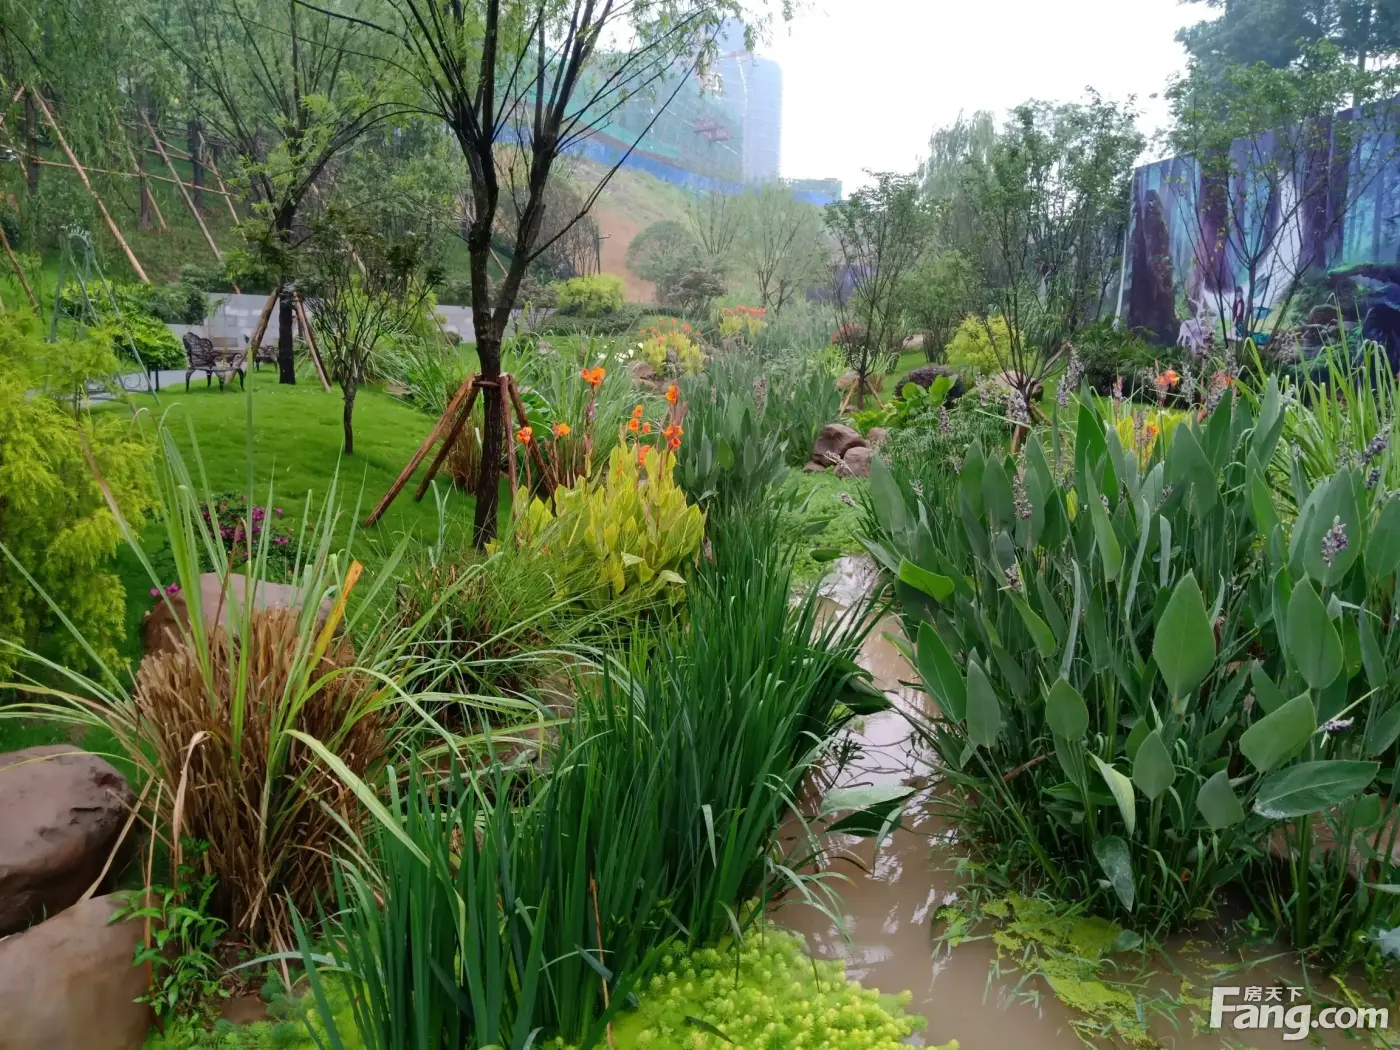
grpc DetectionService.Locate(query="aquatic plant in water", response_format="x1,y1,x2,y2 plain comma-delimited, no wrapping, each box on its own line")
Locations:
548,930,934,1050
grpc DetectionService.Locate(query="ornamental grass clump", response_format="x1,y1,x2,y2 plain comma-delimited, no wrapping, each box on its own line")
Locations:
868,378,1400,965
133,606,385,942
2,412,488,950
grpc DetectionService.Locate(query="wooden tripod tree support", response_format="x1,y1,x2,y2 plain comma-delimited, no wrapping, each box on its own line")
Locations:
292,293,331,392
363,373,547,528
29,88,148,283
246,289,279,361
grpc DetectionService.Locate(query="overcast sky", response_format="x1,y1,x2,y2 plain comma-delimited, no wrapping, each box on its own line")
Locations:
760,0,1202,189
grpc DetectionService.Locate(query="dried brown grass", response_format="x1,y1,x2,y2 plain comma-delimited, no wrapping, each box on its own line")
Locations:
133,607,387,947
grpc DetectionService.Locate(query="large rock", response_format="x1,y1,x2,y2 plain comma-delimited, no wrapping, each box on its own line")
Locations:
898,364,967,402
0,893,152,1050
836,446,874,478
811,423,866,467
141,572,332,657
0,747,135,935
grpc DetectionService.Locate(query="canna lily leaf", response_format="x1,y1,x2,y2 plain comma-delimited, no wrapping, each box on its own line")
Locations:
1131,729,1176,801
916,621,966,721
1286,578,1342,691
1253,760,1380,819
1366,496,1400,583
1239,693,1315,773
1044,677,1089,740
819,784,916,839
1092,834,1135,912
1197,770,1246,830
1092,756,1137,837
1151,571,1215,700
898,558,954,601
1010,594,1057,659
965,657,1003,749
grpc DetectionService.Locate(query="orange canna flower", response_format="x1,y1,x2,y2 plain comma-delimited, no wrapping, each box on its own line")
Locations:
663,422,684,441
642,421,652,434
580,366,606,388
636,443,649,466
665,384,679,405
632,403,645,418
1155,368,1180,391
516,426,534,445
667,435,682,452
553,422,571,437
627,418,640,432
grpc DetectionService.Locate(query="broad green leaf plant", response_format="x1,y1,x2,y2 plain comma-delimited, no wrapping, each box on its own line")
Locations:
869,379,1400,963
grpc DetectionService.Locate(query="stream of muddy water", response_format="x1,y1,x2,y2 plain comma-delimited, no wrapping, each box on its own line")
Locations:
769,558,1395,1050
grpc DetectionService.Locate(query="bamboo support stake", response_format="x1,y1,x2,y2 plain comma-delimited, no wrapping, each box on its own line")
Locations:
0,225,38,311
199,130,241,226
411,380,483,503
507,373,551,490
246,290,279,361
124,132,168,232
501,377,518,501
28,157,236,199
141,111,221,263
293,294,331,392
365,375,479,526
30,89,148,283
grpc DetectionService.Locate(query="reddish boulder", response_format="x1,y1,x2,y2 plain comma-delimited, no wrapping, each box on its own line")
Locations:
0,747,135,936
0,893,152,1050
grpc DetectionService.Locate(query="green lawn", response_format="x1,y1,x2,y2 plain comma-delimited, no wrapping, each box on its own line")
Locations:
123,369,494,553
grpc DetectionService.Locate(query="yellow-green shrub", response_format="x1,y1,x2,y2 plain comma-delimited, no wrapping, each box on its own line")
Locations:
945,315,1021,374
638,319,704,375
555,273,625,317
515,443,704,601
0,311,155,676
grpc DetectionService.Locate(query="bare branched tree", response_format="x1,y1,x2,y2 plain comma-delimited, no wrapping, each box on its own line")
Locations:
686,187,739,272
303,206,440,455
739,181,826,315
322,0,755,545
825,171,931,409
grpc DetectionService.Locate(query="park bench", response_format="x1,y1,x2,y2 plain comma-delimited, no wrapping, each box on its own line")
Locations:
182,332,246,392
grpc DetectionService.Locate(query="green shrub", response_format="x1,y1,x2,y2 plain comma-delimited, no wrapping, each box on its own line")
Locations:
0,310,155,678
945,315,1019,375
866,381,1400,965
105,313,185,371
1070,317,1174,397
555,273,625,317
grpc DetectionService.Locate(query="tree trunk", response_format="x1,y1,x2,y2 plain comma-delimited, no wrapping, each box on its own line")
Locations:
277,292,296,384
23,92,38,194
188,116,205,212
276,205,296,384
471,328,504,547
342,381,356,455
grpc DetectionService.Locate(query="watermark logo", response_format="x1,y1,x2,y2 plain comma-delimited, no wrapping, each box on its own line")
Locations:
1210,986,1389,1041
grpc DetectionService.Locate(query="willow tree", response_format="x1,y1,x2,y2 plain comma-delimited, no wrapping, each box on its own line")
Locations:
143,0,409,383
340,0,754,545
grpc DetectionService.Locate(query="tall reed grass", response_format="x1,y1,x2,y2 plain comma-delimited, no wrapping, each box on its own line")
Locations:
295,498,881,1047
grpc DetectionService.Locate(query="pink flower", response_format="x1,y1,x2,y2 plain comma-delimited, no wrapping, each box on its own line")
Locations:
274,508,284,516
150,587,160,598
165,583,180,596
